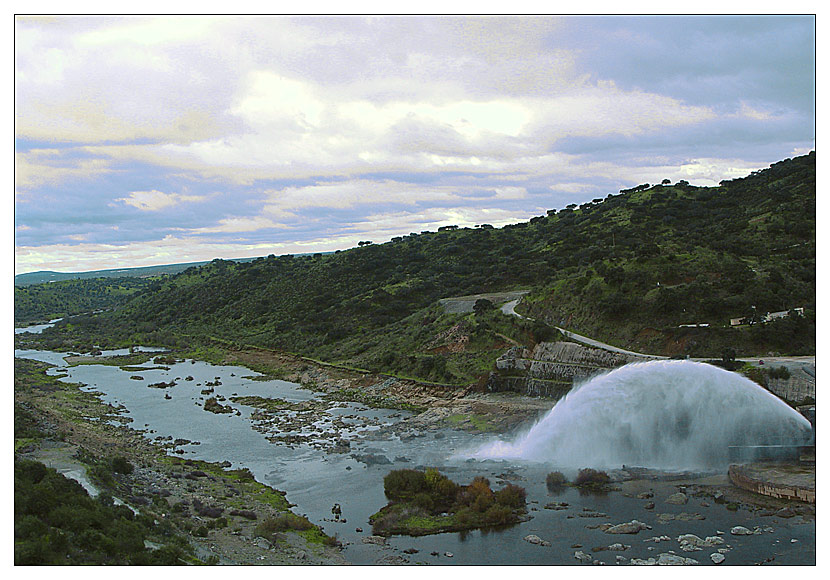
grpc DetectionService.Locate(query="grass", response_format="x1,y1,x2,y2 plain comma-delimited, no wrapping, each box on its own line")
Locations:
446,413,498,432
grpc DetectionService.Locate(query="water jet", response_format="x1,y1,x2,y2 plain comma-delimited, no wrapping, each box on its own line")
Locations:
473,360,811,471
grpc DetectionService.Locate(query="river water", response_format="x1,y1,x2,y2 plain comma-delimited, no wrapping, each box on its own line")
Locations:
14,326,815,565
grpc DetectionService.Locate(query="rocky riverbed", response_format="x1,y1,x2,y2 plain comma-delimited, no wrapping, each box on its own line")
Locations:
14,345,816,565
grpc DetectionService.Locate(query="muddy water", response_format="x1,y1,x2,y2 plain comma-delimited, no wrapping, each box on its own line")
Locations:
14,343,816,565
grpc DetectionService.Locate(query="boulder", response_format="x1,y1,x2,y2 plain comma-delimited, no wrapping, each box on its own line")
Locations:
676,534,724,551
574,550,593,564
665,492,689,505
523,534,551,547
604,520,651,534
730,526,754,536
711,553,726,565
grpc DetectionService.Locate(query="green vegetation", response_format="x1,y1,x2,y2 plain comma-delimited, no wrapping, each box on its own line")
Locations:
546,471,568,490
14,459,193,565
18,153,815,382
573,468,612,490
369,468,527,536
14,276,155,325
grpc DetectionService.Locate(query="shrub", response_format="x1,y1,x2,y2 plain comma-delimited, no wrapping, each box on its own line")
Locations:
412,492,435,512
383,469,428,502
574,468,611,487
546,471,567,489
229,509,257,520
193,525,209,537
484,503,514,526
255,512,314,537
494,483,527,509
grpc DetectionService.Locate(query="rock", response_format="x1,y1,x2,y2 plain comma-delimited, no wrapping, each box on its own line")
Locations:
676,534,724,551
656,553,698,565
730,526,754,536
711,553,725,565
604,520,651,534
524,534,550,547
776,507,797,518
362,535,387,545
355,527,363,533
615,555,627,564
377,555,409,565
637,491,654,499
296,551,307,560
574,550,593,564
608,543,629,551
253,537,271,550
631,553,699,565
656,512,705,524
351,453,392,466
665,492,688,505
444,552,453,558
643,501,655,510
545,502,569,510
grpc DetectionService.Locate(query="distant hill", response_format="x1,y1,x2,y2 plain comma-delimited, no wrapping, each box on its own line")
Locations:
14,258,264,286
18,152,815,382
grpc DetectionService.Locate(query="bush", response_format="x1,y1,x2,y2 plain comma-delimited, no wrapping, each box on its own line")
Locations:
412,492,435,511
494,483,527,509
574,468,610,487
484,503,514,526
255,512,315,537
383,469,428,502
546,471,567,489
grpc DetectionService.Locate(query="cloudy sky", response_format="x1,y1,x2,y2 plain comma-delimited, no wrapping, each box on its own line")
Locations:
14,15,815,274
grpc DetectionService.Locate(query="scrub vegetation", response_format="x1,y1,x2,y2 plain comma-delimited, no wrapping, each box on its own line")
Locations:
17,153,815,383
369,468,527,536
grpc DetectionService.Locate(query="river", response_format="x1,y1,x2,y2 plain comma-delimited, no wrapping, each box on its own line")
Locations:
14,326,816,565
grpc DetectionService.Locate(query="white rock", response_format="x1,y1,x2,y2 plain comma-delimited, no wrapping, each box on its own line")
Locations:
574,550,593,563
711,553,725,565
730,526,753,536
656,553,699,565
524,534,550,547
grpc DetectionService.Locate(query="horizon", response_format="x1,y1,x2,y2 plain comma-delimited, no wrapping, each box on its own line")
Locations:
15,15,816,275
13,150,811,277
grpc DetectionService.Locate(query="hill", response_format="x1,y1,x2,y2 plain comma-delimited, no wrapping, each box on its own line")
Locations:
14,261,217,287
18,152,815,384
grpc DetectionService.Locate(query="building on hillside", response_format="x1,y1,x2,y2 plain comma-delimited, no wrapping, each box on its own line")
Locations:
730,307,804,326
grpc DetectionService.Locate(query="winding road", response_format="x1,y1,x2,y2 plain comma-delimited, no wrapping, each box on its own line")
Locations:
501,297,665,359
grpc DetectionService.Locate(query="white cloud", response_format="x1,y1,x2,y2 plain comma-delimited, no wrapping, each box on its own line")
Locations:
15,150,114,190
115,190,207,211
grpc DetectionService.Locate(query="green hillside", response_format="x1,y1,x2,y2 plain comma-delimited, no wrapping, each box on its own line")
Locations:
20,152,815,384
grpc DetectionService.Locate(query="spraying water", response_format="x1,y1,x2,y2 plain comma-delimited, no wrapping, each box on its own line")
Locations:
474,360,812,470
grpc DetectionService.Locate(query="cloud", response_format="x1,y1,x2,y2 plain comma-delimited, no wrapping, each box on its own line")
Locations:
114,189,208,211
15,149,114,190
13,16,815,274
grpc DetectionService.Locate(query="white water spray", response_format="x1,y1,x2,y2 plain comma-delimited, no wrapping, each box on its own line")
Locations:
474,360,811,470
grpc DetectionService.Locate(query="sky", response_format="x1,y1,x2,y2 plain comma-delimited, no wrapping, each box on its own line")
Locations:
14,14,816,274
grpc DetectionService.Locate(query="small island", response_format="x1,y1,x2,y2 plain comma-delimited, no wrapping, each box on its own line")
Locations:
369,468,528,537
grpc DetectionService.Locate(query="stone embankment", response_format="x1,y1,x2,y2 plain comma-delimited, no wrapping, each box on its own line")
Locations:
766,365,815,404
486,340,649,398
728,463,816,504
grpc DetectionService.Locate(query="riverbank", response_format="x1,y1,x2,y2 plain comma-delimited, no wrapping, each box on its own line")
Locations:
15,343,817,566
14,358,347,565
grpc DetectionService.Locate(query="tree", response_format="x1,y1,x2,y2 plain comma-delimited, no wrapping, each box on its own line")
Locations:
473,298,495,316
